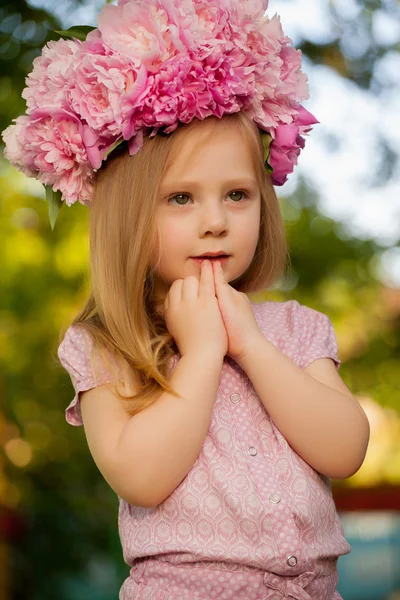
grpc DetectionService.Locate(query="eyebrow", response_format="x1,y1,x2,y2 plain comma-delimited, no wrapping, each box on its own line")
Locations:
160,177,258,192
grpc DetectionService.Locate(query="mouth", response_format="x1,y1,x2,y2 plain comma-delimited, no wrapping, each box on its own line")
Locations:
191,255,230,264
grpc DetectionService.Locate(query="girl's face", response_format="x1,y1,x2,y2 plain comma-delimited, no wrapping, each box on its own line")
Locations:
153,122,261,309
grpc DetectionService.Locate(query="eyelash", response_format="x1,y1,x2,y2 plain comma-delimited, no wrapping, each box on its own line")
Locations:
166,190,251,206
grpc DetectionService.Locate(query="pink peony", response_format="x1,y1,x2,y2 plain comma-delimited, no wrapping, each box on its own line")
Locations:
269,105,319,185
67,36,150,137
98,0,191,72
22,39,80,113
230,12,308,131
191,0,232,53
2,115,37,178
122,48,255,141
277,46,309,101
1,0,320,214
2,109,96,205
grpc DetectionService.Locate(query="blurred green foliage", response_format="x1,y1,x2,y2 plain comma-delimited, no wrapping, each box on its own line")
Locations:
1,1,399,599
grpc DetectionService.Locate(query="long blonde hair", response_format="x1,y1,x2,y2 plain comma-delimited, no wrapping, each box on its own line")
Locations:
66,111,288,417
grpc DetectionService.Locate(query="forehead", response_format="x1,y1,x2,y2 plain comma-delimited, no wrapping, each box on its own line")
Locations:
161,120,257,186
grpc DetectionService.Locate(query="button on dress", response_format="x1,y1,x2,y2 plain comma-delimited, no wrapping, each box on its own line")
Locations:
57,299,351,600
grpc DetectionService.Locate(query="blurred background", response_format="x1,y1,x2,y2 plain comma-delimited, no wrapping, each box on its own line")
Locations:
0,0,399,599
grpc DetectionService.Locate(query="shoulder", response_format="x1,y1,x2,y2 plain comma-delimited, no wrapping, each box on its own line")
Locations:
251,299,301,331
58,324,94,355
252,299,340,370
57,325,117,427
252,299,330,329
57,324,96,380
252,299,337,347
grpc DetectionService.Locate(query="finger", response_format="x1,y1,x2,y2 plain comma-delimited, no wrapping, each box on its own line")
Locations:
199,259,215,297
168,278,183,305
213,259,226,286
182,273,199,302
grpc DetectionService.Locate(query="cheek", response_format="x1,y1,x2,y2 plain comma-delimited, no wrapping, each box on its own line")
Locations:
240,210,260,246
162,226,188,255
159,215,184,244
157,219,190,270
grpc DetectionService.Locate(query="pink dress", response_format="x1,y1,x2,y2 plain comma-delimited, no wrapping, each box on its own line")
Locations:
57,299,351,600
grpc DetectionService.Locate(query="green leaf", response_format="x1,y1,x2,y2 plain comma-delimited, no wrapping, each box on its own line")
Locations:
102,137,126,160
45,185,63,231
53,26,96,42
260,131,272,163
260,131,274,174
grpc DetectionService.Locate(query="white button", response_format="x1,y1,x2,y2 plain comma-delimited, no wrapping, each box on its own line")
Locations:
287,555,297,567
269,493,281,504
248,447,257,456
230,393,241,404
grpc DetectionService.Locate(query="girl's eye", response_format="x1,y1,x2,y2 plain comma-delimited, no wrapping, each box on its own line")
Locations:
167,190,249,206
168,194,190,206
229,191,248,202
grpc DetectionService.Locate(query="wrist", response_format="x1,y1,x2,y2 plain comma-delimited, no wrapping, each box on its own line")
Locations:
181,348,225,364
234,334,267,370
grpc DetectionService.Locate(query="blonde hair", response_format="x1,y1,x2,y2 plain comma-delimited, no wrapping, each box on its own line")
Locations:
66,111,288,417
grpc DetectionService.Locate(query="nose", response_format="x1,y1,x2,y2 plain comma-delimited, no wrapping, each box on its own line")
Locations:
199,199,228,236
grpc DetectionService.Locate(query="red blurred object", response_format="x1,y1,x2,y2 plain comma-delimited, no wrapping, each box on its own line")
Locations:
0,506,26,541
332,484,400,512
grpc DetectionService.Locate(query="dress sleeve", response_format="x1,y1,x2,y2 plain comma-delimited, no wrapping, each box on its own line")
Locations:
57,326,114,426
297,304,341,371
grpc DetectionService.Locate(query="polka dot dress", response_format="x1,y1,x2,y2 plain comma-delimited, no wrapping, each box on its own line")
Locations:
57,300,351,600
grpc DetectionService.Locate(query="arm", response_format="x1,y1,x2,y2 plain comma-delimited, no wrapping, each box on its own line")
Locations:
81,350,224,508
236,336,370,479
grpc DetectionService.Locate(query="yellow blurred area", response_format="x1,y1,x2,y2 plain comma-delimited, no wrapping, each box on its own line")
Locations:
4,438,32,468
54,221,89,279
3,229,48,271
349,397,400,487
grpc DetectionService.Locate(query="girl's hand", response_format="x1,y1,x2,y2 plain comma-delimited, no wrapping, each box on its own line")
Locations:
212,260,264,363
164,260,228,359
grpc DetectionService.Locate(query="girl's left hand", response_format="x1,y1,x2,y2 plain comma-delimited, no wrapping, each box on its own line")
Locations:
213,260,263,362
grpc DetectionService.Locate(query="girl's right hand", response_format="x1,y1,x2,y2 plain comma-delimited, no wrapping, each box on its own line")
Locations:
164,260,228,359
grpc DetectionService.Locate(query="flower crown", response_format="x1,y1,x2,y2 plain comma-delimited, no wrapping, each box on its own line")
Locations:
1,0,318,229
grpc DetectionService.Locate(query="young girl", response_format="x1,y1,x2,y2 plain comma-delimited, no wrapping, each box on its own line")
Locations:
2,1,370,598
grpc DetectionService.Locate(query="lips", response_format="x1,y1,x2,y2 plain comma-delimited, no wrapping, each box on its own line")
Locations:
191,255,230,265
192,253,230,258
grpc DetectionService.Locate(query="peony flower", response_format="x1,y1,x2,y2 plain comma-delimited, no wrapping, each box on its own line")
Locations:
1,0,319,221
3,109,95,206
98,0,190,72
67,36,150,137
122,48,255,141
230,12,308,131
2,115,37,177
269,105,319,185
278,46,309,101
191,0,232,51
22,39,81,113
